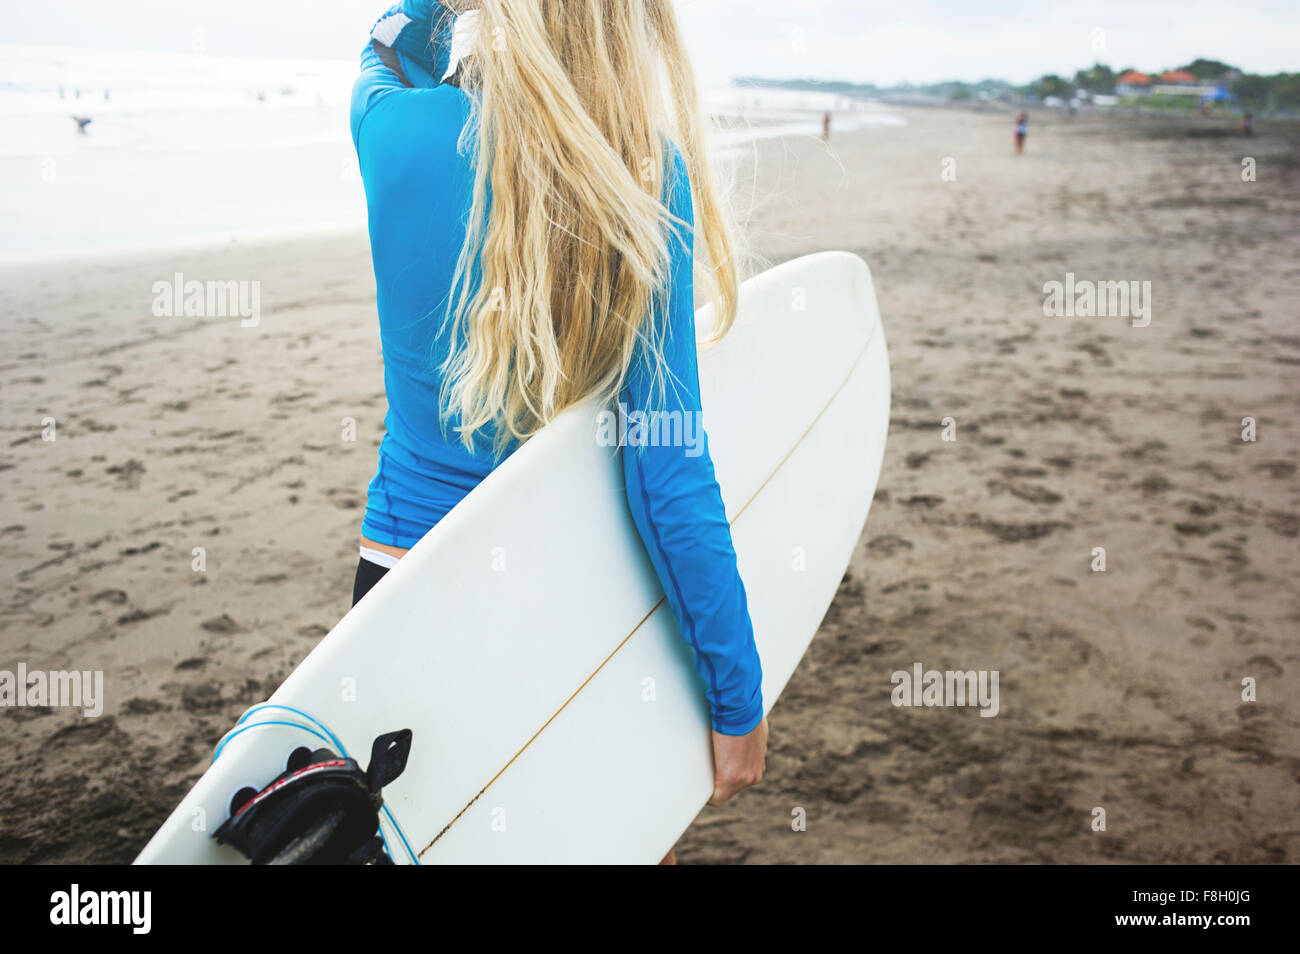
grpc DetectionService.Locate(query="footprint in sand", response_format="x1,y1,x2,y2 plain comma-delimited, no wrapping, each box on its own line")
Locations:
105,459,146,489
987,479,1062,505
117,607,167,625
967,515,1072,543
1173,521,1221,536
1245,655,1283,677
866,534,913,557
900,494,944,509
200,614,241,634
1256,461,1296,479
1265,511,1298,537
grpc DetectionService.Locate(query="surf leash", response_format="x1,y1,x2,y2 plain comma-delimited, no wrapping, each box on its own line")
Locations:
211,705,418,865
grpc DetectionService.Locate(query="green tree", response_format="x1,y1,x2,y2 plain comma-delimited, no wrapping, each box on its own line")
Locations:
1273,73,1300,109
1232,73,1272,107
1072,63,1117,94
1179,59,1238,81
1033,74,1072,99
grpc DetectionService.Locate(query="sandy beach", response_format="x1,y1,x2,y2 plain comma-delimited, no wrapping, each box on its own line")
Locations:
1,104,1297,863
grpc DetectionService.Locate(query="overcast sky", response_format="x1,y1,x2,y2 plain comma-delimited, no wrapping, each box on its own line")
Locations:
3,0,1297,86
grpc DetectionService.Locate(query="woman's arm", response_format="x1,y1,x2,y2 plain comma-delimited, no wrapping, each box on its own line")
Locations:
620,149,766,742
351,1,458,146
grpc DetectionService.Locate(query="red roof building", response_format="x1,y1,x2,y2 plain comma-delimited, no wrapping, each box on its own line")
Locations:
1116,70,1151,86
1158,69,1198,84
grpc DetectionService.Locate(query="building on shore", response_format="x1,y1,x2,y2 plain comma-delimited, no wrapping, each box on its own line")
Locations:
1116,68,1231,104
1115,71,1152,96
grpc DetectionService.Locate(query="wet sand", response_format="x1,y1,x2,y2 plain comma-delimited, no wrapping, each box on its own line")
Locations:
1,105,1297,863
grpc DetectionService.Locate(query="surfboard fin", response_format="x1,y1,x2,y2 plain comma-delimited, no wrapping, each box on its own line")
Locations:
213,729,413,865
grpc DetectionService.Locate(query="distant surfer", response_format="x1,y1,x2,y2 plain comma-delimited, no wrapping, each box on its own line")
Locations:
71,115,93,135
350,0,768,865
1014,111,1027,154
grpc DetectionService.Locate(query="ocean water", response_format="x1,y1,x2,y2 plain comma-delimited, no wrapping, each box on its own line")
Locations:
0,45,363,263
0,45,903,263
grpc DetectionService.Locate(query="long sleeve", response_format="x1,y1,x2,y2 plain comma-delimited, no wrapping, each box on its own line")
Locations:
620,148,764,736
351,1,456,146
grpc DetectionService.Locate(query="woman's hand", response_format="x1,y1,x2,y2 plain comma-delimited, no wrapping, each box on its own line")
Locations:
708,717,769,806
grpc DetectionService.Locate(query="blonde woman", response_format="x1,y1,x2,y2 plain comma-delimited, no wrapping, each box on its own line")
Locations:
350,0,766,863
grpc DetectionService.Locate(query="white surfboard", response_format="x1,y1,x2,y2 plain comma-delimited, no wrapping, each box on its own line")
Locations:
136,250,890,864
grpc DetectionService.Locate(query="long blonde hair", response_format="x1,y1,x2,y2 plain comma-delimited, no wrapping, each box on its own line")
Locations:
441,0,738,454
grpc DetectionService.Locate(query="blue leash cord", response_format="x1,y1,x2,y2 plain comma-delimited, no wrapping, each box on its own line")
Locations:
212,704,419,865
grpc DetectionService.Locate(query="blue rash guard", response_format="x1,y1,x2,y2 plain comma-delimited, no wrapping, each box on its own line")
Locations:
350,1,763,735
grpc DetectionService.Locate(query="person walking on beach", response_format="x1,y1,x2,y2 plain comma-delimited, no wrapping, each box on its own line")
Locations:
350,0,768,865
822,110,831,142
1014,111,1028,154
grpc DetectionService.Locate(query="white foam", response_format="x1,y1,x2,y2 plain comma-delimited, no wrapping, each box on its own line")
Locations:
0,45,903,263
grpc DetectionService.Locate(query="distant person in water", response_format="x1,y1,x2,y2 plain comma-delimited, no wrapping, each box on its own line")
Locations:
822,111,831,143
71,116,92,135
1014,111,1028,154
1242,110,1254,135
